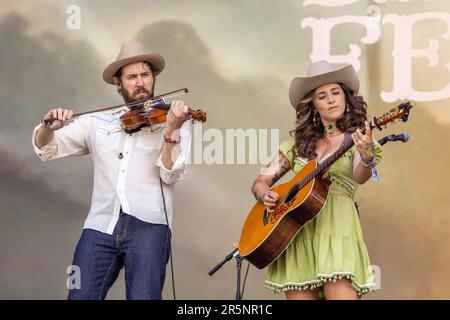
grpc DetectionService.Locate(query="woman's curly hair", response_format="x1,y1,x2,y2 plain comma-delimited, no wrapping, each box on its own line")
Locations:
289,83,368,160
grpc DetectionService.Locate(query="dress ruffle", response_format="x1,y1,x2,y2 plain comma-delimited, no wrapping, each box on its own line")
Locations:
264,272,375,298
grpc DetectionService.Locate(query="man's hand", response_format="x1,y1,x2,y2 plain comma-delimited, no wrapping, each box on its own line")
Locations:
164,100,189,136
42,107,74,131
35,108,73,149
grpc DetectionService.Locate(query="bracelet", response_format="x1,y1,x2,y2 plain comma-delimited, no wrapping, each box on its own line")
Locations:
360,155,380,181
360,155,375,168
164,135,180,144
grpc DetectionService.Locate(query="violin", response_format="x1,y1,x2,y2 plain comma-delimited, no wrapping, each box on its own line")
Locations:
120,100,206,134
42,88,207,133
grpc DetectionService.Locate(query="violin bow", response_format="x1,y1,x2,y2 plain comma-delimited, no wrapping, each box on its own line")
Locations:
42,88,189,126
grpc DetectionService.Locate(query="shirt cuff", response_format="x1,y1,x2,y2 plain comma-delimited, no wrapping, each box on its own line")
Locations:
156,121,192,184
32,124,58,161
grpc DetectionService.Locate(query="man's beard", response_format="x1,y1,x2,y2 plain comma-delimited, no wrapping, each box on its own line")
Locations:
119,84,155,104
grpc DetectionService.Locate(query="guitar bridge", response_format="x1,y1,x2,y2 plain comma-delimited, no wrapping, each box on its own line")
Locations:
263,209,269,226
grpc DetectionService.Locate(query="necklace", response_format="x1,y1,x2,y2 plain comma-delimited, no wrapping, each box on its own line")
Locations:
324,123,340,136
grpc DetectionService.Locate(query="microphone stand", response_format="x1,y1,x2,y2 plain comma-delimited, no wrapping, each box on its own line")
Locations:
208,248,244,300
378,132,409,146
378,134,395,146
235,253,243,300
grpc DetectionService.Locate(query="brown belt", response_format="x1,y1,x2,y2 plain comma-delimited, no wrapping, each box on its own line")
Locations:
329,188,351,198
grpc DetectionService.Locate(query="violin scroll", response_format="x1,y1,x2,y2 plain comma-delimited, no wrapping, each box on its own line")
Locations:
187,109,207,123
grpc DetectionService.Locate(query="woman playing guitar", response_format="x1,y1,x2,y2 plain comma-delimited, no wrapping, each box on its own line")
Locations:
250,60,382,300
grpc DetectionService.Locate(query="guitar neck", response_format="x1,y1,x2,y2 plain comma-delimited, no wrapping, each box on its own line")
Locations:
300,122,377,189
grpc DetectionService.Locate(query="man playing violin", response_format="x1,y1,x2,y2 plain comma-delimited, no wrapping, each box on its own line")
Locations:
32,41,192,300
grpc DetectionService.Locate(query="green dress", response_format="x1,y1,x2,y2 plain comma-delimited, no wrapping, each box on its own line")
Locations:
264,137,382,298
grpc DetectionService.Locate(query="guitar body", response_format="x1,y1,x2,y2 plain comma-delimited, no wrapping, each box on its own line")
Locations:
239,160,331,269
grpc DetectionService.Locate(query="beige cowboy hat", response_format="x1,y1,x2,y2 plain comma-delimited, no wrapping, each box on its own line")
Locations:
103,41,165,85
289,60,359,109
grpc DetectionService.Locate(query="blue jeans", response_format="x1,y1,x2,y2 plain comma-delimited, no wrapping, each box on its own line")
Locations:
68,211,170,300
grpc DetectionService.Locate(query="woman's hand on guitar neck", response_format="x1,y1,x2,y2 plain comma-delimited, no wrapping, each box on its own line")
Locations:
352,121,375,161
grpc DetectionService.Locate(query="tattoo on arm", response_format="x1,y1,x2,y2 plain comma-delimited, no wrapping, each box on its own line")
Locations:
251,177,264,202
251,152,291,202
364,142,375,154
271,152,291,185
362,142,376,160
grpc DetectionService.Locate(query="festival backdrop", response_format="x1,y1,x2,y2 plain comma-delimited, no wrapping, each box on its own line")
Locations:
1,0,449,299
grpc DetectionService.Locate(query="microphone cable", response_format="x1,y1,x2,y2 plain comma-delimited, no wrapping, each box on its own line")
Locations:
240,260,251,299
160,177,176,300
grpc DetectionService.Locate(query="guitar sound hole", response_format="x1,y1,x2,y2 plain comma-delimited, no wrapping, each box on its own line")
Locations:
285,184,299,203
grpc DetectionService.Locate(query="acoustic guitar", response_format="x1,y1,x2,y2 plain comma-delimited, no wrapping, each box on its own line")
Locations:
238,102,413,269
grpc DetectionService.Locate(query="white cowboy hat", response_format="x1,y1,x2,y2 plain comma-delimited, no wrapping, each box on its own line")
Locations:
289,60,359,109
103,41,165,85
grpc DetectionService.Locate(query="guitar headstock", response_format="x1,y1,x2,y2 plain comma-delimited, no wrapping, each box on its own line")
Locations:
371,101,413,131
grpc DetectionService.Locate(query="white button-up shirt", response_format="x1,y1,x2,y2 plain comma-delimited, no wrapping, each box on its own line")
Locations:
32,107,192,235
